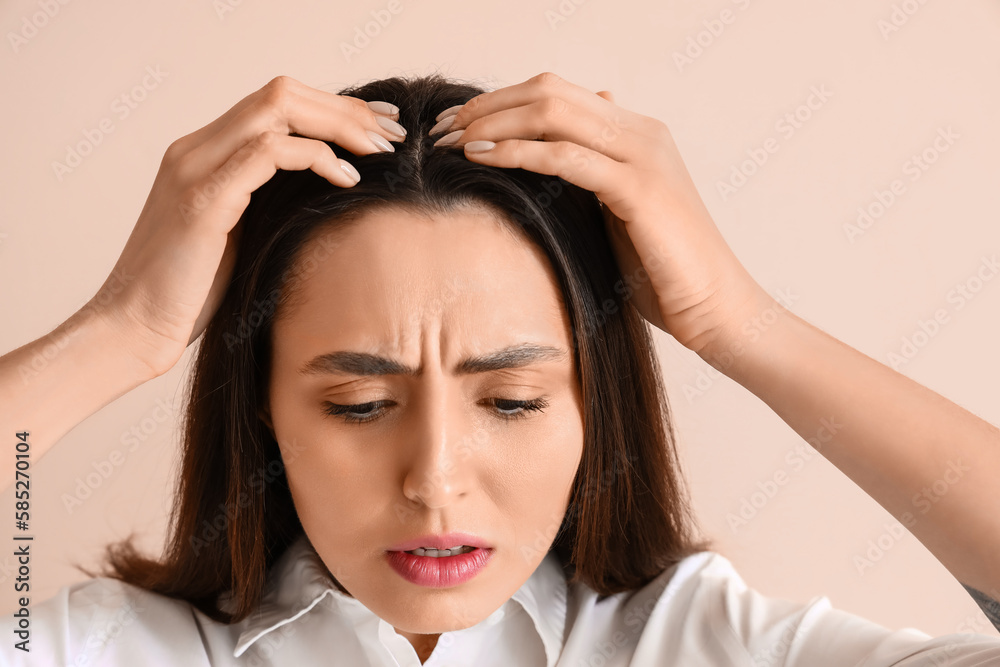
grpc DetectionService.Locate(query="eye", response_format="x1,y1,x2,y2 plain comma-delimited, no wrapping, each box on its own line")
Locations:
320,397,550,425
488,397,549,422
322,400,387,424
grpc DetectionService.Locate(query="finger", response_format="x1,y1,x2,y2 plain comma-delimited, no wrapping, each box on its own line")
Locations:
448,71,630,135
171,77,401,170
461,138,639,216
596,90,615,103
442,98,638,164
177,93,393,158
182,133,358,232
178,82,404,182
170,76,325,154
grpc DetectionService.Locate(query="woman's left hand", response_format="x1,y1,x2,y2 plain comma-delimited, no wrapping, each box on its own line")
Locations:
433,71,769,356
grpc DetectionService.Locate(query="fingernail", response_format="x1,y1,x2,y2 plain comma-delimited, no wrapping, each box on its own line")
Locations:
366,129,394,152
375,115,407,138
464,140,495,153
340,159,361,184
433,129,464,147
435,104,463,122
428,115,456,135
367,100,399,116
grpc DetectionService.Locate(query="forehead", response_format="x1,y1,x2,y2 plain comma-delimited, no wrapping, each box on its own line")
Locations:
272,205,573,356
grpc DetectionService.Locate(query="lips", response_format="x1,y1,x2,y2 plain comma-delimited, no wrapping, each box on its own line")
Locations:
386,547,494,587
386,532,492,552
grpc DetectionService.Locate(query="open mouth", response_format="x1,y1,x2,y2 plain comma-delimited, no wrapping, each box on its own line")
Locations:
404,546,477,557
386,546,494,587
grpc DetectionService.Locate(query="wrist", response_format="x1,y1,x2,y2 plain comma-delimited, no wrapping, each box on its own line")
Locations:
691,285,798,376
66,303,165,384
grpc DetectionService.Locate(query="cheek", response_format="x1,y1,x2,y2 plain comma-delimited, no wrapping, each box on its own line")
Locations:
504,406,584,487
490,417,583,536
282,438,389,538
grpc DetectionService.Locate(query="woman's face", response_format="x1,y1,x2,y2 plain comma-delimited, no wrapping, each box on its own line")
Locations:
262,205,585,636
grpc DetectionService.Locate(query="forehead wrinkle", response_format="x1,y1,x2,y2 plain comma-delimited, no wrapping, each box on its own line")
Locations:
297,342,568,378
277,204,573,384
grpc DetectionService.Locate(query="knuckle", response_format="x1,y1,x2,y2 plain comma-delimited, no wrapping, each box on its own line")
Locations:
309,138,333,161
162,138,187,164
532,71,564,89
170,152,200,185
259,75,296,115
456,95,480,122
343,97,367,120
645,117,671,141
264,74,297,92
255,130,281,148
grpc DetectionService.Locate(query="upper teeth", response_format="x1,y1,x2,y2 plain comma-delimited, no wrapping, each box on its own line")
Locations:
407,545,475,557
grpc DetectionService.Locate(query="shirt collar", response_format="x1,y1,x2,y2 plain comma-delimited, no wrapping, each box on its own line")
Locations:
231,533,568,666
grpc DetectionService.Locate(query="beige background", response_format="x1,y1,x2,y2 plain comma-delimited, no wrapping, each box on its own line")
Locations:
1,0,999,641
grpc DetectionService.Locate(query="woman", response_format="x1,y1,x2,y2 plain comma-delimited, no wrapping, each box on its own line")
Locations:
1,72,998,665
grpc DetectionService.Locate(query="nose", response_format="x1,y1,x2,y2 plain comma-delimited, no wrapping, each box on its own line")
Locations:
400,382,475,510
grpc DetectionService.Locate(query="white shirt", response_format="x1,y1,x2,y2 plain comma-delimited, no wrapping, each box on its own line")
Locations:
3,533,1000,666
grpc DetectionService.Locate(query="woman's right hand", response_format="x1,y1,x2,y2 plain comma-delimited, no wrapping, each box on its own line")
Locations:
86,76,406,378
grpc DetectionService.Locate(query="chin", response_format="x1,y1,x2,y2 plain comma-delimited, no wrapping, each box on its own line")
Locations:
373,587,496,633
393,610,486,635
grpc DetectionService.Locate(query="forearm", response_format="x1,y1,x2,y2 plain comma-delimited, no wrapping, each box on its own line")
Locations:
0,306,155,493
696,291,1000,605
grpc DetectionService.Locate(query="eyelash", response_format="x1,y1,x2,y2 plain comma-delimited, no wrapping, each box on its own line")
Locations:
321,397,550,425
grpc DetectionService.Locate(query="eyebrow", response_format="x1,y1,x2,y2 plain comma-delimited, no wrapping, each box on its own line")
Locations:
297,342,569,377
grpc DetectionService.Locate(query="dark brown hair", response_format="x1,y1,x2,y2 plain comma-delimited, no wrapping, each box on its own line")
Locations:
86,73,714,623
